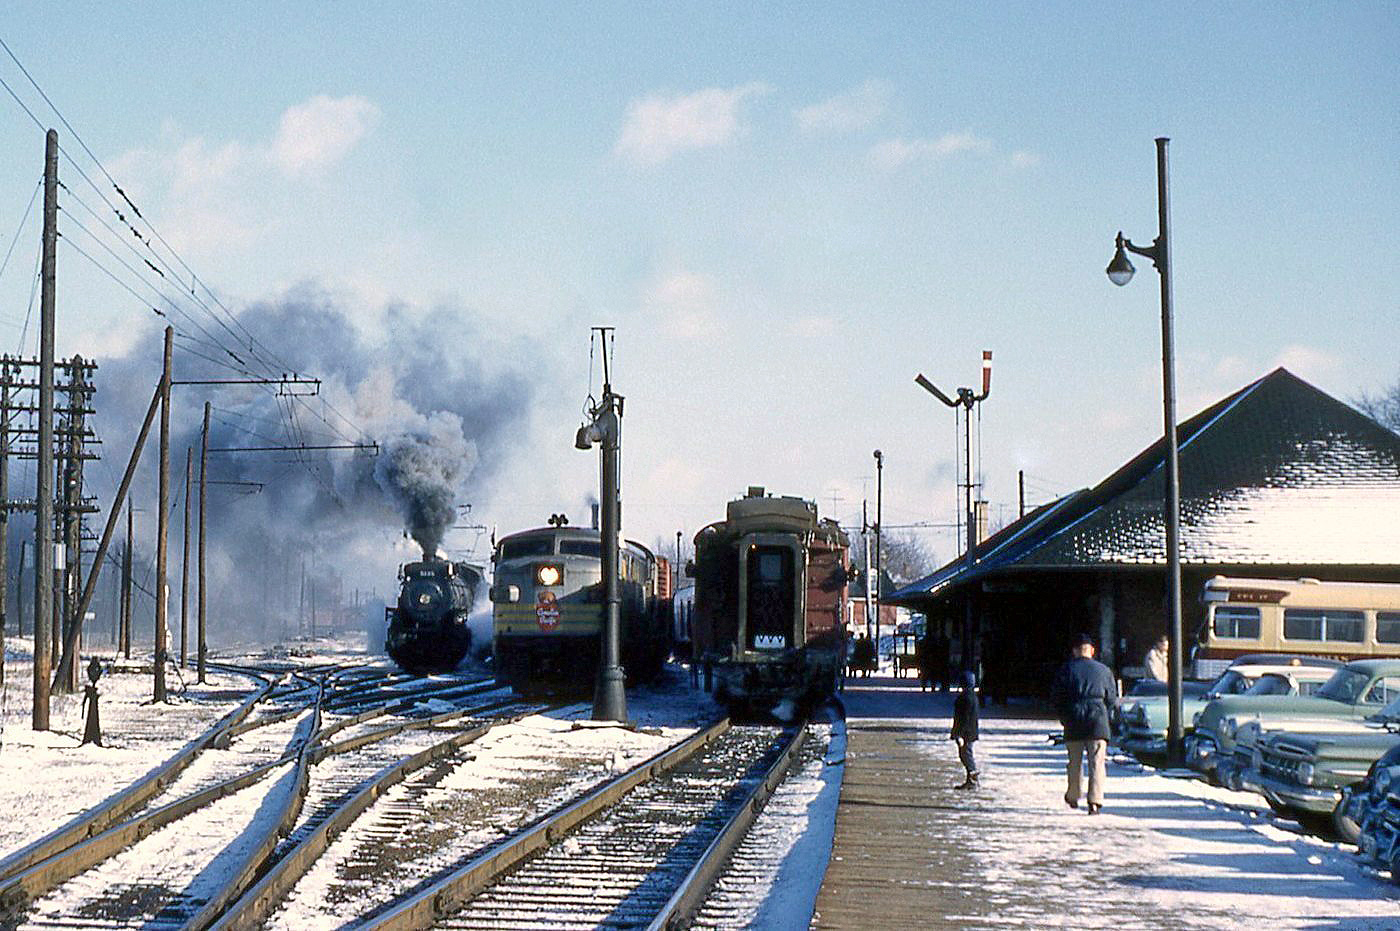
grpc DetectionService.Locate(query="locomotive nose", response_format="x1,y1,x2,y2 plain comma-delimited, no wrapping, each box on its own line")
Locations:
403,578,445,618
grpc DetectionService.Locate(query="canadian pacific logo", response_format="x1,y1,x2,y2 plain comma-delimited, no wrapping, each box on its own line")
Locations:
536,590,560,631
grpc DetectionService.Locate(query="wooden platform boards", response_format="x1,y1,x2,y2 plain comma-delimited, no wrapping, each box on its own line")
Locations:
811,677,976,930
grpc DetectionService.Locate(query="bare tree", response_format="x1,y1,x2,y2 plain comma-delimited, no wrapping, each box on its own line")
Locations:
850,530,937,586
1356,375,1400,435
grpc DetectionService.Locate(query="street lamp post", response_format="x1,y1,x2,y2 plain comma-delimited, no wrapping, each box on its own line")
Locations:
873,449,883,659
1106,136,1185,766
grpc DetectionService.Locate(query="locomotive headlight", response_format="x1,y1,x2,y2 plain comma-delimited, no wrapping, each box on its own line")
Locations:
418,593,432,605
536,564,563,586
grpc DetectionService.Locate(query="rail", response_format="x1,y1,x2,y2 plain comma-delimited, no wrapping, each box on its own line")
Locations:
354,717,732,930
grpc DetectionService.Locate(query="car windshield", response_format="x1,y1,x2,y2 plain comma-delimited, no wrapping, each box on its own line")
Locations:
1316,668,1369,703
1209,670,1255,697
1244,673,1292,697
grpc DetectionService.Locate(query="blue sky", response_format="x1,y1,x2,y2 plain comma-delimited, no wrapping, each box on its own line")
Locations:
0,4,1396,570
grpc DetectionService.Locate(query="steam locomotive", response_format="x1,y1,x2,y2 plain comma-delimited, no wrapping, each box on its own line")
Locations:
691,488,850,717
490,523,671,694
385,557,484,673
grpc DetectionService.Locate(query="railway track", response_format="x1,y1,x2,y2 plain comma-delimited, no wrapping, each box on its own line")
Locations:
354,718,810,931
0,660,526,930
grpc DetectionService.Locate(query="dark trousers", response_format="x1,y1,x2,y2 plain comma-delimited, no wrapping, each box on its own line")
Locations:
957,738,977,776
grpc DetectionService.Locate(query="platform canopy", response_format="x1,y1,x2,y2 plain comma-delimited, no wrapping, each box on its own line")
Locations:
888,368,1400,607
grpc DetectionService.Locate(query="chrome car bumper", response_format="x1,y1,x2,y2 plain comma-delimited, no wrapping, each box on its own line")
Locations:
1256,773,1342,814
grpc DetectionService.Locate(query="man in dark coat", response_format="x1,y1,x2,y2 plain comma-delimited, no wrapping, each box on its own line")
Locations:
1049,632,1117,813
951,669,980,788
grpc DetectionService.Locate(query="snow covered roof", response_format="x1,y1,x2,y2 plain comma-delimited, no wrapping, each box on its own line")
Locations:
889,368,1400,605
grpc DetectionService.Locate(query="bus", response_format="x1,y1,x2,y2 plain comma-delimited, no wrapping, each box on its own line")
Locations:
1198,576,1400,669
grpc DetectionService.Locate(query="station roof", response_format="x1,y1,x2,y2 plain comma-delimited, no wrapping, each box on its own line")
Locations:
888,368,1400,607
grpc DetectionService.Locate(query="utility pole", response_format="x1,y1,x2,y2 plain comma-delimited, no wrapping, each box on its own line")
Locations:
121,504,131,658
675,530,682,592
154,327,172,702
862,499,873,644
1019,469,1026,519
181,447,191,667
197,400,208,682
17,540,27,636
298,559,306,636
33,128,57,731
56,358,88,693
873,449,884,652
0,358,9,690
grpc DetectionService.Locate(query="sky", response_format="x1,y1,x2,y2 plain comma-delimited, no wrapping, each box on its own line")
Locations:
0,3,1396,577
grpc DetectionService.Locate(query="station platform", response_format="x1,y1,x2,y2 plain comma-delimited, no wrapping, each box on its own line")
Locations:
809,675,1395,930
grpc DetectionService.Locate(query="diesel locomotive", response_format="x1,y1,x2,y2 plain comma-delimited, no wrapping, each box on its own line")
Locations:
490,523,671,694
385,557,484,673
691,488,850,716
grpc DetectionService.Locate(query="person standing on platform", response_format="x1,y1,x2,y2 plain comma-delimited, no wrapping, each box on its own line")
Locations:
1143,634,1169,683
951,669,980,789
1050,632,1117,814
933,630,952,692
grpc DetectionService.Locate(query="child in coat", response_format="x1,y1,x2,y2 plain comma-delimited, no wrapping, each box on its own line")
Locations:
951,669,980,789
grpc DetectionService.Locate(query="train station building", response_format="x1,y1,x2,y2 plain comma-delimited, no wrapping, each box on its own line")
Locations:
886,368,1400,695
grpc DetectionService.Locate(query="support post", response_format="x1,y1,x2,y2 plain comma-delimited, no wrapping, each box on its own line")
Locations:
154,326,172,702
197,400,208,683
592,396,625,721
181,447,190,667
121,504,132,658
34,128,57,731
0,358,9,690
1154,137,1185,766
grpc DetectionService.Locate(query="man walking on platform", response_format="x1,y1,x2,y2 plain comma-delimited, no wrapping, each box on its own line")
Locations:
1050,633,1117,814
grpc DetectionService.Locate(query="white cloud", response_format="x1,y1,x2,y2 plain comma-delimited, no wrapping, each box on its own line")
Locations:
1273,344,1340,377
644,269,718,338
869,132,992,170
795,79,890,133
615,83,768,165
272,94,381,175
1009,150,1041,169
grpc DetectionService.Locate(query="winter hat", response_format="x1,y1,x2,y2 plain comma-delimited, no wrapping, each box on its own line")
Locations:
962,670,977,689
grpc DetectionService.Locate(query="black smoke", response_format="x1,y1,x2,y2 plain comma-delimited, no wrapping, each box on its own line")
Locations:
69,287,539,649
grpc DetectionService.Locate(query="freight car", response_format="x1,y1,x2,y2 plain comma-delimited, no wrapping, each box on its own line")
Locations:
490,523,671,694
691,488,850,717
385,557,484,673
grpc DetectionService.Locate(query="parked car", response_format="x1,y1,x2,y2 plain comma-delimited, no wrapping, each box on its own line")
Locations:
1201,669,1344,789
1118,656,1338,762
1187,658,1400,784
1337,742,1400,851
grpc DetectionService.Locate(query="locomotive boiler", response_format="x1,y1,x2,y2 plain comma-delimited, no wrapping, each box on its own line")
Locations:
691,488,850,716
490,523,671,694
385,557,483,673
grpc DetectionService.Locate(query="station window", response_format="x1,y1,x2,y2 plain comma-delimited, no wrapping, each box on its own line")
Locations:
1212,606,1261,639
1283,608,1364,643
1377,612,1400,644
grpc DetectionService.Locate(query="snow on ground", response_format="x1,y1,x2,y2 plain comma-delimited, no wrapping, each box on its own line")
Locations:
0,636,259,861
268,671,724,928
831,680,1400,930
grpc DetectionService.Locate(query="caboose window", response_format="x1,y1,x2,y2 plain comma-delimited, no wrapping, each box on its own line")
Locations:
1211,606,1260,639
1283,608,1364,643
757,553,784,582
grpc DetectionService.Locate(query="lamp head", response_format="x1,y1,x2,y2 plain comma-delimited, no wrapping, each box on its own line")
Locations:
1106,232,1135,286
873,449,883,463
574,424,594,450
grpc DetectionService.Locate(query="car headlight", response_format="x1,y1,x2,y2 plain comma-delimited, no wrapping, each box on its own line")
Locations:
535,564,563,586
1297,762,1315,786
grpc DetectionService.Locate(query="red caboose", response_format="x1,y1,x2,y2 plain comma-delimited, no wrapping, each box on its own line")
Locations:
692,487,850,716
